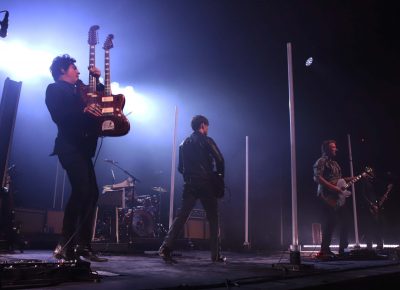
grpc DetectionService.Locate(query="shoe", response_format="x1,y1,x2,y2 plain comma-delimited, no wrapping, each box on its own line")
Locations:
158,246,177,264
74,245,108,262
53,244,76,261
316,250,336,259
212,255,227,263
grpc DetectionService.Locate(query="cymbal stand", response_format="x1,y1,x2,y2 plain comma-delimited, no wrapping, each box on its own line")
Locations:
152,191,167,238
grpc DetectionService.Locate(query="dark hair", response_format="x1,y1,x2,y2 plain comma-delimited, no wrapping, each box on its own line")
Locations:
50,54,76,81
321,139,336,155
191,115,209,131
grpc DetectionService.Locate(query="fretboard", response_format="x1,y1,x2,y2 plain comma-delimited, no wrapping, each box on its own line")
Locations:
88,44,97,94
104,48,111,96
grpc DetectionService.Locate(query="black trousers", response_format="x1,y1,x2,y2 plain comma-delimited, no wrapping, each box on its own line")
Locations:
58,152,99,248
320,202,349,252
161,179,220,260
362,210,384,249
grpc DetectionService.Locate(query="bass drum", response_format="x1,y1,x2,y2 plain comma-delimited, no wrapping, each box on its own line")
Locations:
131,208,155,238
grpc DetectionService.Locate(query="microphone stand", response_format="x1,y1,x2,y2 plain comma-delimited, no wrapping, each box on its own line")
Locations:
107,161,140,184
105,160,140,209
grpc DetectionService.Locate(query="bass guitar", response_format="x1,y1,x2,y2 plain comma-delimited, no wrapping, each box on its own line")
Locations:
369,183,393,216
322,166,372,209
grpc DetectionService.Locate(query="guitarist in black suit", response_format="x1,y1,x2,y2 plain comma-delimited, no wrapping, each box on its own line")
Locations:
46,54,107,262
313,140,354,257
159,115,225,263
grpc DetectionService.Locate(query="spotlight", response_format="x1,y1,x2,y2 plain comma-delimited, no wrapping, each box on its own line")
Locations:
305,57,313,67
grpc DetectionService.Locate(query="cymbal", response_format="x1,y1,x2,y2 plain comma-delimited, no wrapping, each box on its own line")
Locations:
152,186,167,193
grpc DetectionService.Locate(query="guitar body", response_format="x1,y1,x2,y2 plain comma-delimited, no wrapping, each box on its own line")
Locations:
369,184,393,217
369,203,380,217
96,93,130,137
335,178,352,207
321,167,372,209
83,28,130,137
320,180,351,209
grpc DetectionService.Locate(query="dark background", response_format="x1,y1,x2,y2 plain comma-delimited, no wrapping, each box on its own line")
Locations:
1,0,399,250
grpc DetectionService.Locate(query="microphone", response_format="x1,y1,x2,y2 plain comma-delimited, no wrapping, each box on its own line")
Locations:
0,10,9,38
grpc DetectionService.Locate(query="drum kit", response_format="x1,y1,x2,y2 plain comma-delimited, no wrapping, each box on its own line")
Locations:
118,186,168,241
96,178,168,242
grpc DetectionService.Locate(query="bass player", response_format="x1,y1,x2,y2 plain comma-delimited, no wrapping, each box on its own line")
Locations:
359,170,393,251
158,115,225,263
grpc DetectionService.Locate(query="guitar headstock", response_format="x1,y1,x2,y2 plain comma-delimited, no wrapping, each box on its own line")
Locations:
88,25,100,45
364,166,373,175
103,34,114,50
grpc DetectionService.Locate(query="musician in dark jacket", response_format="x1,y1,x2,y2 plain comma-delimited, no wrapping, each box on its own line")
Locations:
313,140,353,257
159,115,225,263
359,171,393,251
45,54,106,262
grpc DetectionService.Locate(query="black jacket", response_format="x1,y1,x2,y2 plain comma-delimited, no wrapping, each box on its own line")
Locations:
45,80,98,157
178,131,224,181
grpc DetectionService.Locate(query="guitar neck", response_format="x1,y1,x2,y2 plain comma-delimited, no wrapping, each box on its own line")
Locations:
378,185,393,208
88,44,97,94
104,49,111,96
343,173,363,190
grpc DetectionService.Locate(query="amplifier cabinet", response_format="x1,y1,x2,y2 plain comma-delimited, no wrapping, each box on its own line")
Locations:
14,208,46,234
46,210,64,234
183,209,209,239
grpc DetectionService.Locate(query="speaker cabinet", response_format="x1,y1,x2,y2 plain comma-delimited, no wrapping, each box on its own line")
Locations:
46,210,64,234
184,209,209,239
13,208,46,234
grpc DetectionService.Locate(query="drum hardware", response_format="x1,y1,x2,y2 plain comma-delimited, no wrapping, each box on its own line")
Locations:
135,195,152,207
115,190,167,240
103,159,141,183
93,207,118,242
117,207,155,240
148,187,168,237
111,177,135,190
131,208,155,238
154,222,168,238
101,177,137,209
97,177,168,242
152,186,167,193
103,159,140,208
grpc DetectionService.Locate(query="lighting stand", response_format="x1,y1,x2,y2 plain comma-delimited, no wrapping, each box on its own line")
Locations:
272,245,315,272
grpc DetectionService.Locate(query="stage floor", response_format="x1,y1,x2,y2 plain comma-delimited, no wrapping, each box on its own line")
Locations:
1,248,400,289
